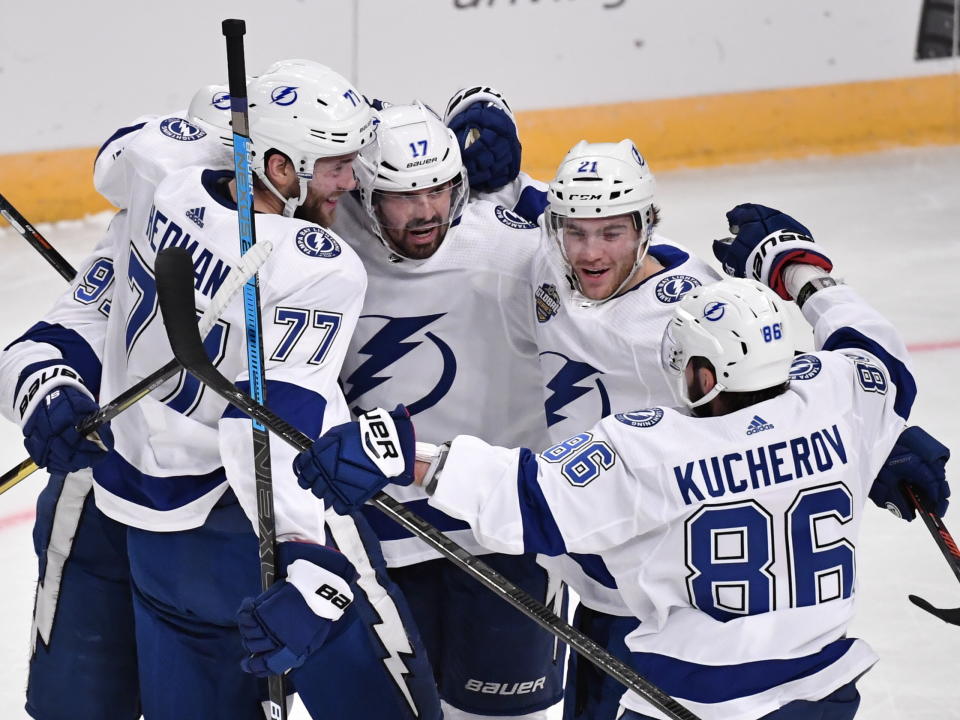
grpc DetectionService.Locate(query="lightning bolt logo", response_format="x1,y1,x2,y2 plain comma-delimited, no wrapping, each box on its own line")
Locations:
540,351,610,427
270,85,299,106
345,314,456,416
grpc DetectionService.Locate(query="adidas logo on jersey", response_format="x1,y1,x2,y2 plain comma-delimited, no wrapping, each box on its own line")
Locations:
185,207,206,228
746,415,774,435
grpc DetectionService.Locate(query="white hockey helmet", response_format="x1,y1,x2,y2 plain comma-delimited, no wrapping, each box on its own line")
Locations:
547,139,657,302
188,84,233,147
660,278,795,408
354,101,469,254
246,64,376,217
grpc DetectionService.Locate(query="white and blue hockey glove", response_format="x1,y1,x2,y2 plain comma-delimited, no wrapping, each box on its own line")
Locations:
237,542,358,677
294,405,415,515
445,86,521,193
712,203,833,300
870,426,951,521
18,366,113,475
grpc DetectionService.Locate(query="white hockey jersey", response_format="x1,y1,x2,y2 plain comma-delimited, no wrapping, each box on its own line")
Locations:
534,236,720,613
429,284,915,720
333,194,549,566
92,165,366,541
471,171,548,225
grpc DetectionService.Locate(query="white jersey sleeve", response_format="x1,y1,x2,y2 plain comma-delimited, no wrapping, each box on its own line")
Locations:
471,172,548,225
0,213,121,426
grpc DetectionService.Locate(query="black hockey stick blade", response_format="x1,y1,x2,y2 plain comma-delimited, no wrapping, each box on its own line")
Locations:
155,246,701,720
907,594,960,626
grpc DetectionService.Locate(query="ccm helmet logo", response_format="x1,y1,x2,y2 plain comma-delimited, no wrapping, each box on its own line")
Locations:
568,193,603,200
751,231,813,281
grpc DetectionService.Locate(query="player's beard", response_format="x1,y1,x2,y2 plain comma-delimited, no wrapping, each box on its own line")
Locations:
296,191,341,228
385,217,448,260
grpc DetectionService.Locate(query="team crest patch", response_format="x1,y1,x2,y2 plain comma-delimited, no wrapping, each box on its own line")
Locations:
655,275,701,304
789,354,822,380
535,284,561,323
159,117,207,142
615,408,664,428
495,206,537,230
296,226,341,258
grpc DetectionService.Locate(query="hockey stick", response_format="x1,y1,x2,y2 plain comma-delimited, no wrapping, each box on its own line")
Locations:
904,484,960,625
0,242,273,496
221,19,287,719
0,192,76,282
155,247,701,720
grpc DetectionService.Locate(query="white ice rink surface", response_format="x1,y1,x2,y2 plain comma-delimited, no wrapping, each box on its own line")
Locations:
0,145,958,719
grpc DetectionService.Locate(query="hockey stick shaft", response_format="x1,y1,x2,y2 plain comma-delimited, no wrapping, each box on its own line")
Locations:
155,247,700,720
905,484,960,583
0,193,77,282
222,18,286,718
0,242,272,496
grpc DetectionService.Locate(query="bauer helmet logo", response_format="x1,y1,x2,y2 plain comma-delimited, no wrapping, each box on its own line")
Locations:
703,301,726,321
212,92,232,110
270,86,299,106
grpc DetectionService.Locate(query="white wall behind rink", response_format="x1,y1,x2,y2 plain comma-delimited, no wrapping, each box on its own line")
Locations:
1,0,954,154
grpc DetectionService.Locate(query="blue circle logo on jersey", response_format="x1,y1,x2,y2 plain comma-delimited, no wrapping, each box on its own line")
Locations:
703,301,726,321
495,206,537,230
271,86,299,106
160,118,207,142
212,91,232,110
655,275,701,304
789,354,822,380
296,227,341,258
615,408,664,428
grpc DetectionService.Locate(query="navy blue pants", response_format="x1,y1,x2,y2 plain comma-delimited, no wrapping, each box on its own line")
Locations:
28,471,139,720
619,679,861,720
389,553,566,716
128,491,441,720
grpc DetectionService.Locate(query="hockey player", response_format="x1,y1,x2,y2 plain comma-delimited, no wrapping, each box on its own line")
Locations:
293,205,951,720
330,102,565,720
0,82,235,720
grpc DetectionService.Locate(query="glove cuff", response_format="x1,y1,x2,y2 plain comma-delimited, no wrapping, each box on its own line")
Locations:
286,558,354,621
16,364,92,428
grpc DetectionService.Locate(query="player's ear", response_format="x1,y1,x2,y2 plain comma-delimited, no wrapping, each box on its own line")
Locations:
696,365,717,396
264,151,296,192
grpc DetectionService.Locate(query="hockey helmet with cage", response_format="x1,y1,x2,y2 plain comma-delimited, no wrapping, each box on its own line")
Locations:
546,139,657,303
246,64,376,217
354,101,469,256
660,278,795,408
188,84,233,148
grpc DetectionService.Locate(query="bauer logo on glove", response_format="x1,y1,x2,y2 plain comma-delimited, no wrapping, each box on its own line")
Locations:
359,407,406,477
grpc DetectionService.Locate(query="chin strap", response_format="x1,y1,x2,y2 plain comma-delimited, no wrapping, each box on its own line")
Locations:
255,169,307,218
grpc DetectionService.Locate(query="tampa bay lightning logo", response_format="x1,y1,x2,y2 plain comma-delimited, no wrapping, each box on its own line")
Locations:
212,91,232,110
615,408,664,428
789,354,822,380
540,351,610,427
495,206,537,230
160,117,207,142
271,86,299,106
703,301,726,321
345,314,457,416
296,227,341,258
655,275,701,304
631,145,646,167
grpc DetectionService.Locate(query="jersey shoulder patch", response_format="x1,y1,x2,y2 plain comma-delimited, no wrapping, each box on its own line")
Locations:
494,205,537,230
654,274,702,304
614,408,664,428
159,117,207,142
535,283,561,323
788,354,822,381
295,225,341,258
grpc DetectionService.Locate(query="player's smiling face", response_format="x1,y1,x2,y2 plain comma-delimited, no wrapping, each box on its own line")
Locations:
374,182,453,260
562,215,642,300
296,152,358,227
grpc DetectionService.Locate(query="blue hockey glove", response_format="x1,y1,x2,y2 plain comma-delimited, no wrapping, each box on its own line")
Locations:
712,203,833,299
21,375,113,475
445,85,521,193
294,405,415,514
237,542,358,677
870,426,950,521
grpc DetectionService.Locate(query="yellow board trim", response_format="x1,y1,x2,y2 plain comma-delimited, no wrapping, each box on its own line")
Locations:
1,73,958,224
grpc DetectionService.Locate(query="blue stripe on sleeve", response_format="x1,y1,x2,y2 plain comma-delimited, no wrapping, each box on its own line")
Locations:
569,552,619,589
517,448,568,556
7,322,103,398
631,636,855,704
92,451,227,511
822,326,916,420
361,499,472,541
513,186,548,223
94,122,147,163
223,379,327,441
